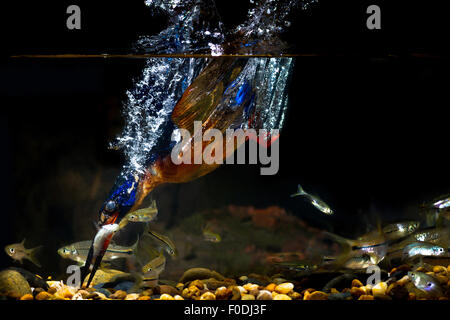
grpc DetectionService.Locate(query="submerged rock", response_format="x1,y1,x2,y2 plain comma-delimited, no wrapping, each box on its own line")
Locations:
179,267,224,283
0,270,32,299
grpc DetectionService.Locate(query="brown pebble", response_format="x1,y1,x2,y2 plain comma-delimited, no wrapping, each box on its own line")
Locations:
358,295,374,300
199,292,216,300
77,290,90,299
352,279,363,288
289,292,302,300
350,287,366,297
86,292,99,299
300,288,316,295
141,289,153,297
433,266,447,274
125,293,140,300
304,291,328,300
189,280,204,290
275,283,294,294
241,294,255,300
265,283,276,292
157,285,180,296
110,290,127,300
256,290,272,300
231,286,241,300
215,287,232,300
274,294,291,300
20,294,34,300
330,288,339,294
35,292,52,300
138,296,151,300
47,287,57,295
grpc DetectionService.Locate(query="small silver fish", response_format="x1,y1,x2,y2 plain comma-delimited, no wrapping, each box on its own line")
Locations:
383,221,420,240
433,197,450,210
119,200,158,229
402,242,446,259
202,223,221,243
4,239,42,268
291,184,333,215
408,271,443,297
58,239,138,265
147,229,178,257
141,250,166,277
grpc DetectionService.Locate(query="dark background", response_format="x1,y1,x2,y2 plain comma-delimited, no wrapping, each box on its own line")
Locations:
0,0,448,276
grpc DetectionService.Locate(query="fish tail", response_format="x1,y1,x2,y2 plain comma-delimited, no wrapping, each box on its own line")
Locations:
291,184,307,197
131,235,140,255
28,246,42,268
322,231,355,268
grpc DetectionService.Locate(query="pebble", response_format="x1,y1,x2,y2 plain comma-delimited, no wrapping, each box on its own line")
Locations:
157,285,180,296
256,290,273,300
199,292,216,300
0,270,32,299
273,294,292,300
304,291,328,300
397,275,410,286
275,282,294,294
243,283,259,292
124,293,140,300
20,294,34,300
386,283,409,300
265,283,276,292
231,286,241,300
215,286,232,300
110,290,127,300
241,294,255,300
239,276,248,282
138,296,151,300
174,295,184,300
35,291,52,300
289,292,302,300
182,286,201,299
358,295,374,300
189,280,205,290
372,282,387,296
351,279,363,288
77,290,90,299
237,286,247,294
179,268,224,283
203,278,228,291
160,294,175,300
433,266,447,274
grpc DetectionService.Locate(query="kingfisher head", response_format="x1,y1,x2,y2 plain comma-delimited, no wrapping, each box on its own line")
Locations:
98,172,141,226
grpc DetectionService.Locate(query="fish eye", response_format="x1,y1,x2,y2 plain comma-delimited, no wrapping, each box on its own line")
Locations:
105,200,117,213
63,248,70,254
426,282,432,287
9,248,14,254
130,215,136,220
